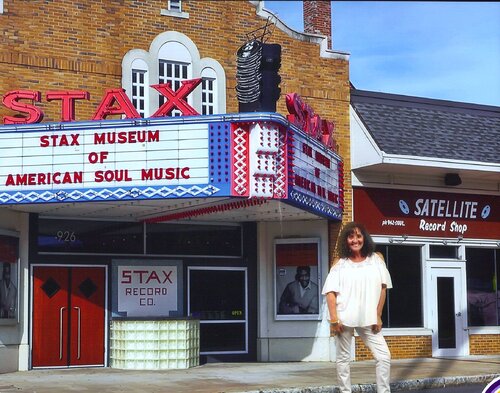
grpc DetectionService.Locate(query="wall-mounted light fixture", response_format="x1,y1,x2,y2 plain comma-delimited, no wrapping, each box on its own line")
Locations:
444,173,462,186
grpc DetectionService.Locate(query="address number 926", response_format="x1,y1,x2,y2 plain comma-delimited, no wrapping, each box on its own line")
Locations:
56,231,76,242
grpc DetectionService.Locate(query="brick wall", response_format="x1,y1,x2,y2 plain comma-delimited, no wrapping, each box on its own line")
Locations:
355,336,432,360
469,334,500,355
303,0,332,48
354,334,500,360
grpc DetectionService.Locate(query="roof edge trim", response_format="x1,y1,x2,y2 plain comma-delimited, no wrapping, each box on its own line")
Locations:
381,153,500,172
251,1,350,61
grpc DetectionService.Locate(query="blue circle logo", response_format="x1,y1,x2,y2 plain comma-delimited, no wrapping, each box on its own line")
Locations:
399,200,410,215
481,205,491,219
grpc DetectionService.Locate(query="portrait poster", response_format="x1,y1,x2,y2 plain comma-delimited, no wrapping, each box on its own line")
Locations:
0,234,19,321
274,238,320,320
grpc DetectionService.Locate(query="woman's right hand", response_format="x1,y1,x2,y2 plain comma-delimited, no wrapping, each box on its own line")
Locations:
331,320,344,335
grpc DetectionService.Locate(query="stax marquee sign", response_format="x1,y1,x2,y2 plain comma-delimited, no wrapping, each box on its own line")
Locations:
0,80,344,220
2,84,338,155
1,78,202,124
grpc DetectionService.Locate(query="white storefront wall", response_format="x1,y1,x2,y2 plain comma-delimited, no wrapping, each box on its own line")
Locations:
256,219,335,362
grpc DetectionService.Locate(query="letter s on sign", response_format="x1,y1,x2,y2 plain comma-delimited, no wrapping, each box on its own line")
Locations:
285,93,304,128
3,90,44,125
121,270,132,284
414,199,424,216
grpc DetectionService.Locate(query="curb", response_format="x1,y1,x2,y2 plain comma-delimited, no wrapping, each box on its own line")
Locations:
240,373,500,393
390,374,500,392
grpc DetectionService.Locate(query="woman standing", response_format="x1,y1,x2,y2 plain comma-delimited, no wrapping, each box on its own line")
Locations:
322,222,392,393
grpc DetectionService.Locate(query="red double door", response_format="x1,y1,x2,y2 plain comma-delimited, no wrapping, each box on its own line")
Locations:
32,266,106,368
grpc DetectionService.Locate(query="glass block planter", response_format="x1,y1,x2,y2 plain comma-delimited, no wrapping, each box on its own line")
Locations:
109,319,200,369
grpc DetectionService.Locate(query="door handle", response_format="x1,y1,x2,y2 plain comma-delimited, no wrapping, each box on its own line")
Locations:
59,307,66,360
73,306,81,360
456,312,462,317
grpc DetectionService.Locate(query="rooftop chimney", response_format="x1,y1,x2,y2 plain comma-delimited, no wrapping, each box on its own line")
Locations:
303,0,332,49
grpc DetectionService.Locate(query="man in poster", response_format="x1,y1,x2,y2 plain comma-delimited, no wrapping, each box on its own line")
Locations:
0,262,16,318
278,266,319,314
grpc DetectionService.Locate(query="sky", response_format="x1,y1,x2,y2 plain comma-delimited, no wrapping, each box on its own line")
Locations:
263,1,500,107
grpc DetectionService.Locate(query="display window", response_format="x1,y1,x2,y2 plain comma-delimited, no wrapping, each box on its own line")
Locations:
466,248,500,327
0,233,19,322
376,244,423,328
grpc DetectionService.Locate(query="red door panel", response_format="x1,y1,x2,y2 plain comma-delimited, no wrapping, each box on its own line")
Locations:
32,266,70,367
32,266,106,368
70,267,105,366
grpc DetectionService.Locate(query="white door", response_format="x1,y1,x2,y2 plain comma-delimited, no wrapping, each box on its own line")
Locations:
429,265,468,357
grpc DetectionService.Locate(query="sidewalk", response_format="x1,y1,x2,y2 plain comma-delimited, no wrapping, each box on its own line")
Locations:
0,356,498,393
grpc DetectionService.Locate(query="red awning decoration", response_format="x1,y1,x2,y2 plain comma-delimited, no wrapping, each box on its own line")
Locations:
144,197,267,223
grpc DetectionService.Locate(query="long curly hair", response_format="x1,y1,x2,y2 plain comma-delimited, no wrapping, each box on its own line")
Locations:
337,221,375,258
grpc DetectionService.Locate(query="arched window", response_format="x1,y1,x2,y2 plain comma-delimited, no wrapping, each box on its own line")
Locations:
131,59,149,118
201,67,217,115
158,41,191,117
122,31,226,118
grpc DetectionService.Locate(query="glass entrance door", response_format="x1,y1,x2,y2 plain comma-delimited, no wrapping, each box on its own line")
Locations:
188,267,248,356
429,265,468,357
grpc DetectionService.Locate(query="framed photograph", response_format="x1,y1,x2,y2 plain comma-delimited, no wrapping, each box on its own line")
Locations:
0,232,20,322
274,238,320,320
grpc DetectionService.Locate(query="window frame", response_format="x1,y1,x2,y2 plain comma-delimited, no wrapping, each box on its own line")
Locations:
376,243,425,329
465,247,500,328
131,69,148,118
158,59,190,117
160,0,189,19
201,67,218,115
168,0,181,12
0,229,20,325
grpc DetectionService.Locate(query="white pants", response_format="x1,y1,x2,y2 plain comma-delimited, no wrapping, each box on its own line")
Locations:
336,326,391,393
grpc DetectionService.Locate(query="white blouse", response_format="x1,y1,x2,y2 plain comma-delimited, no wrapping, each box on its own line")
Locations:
321,253,392,327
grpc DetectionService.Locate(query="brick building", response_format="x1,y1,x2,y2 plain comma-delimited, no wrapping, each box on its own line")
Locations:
0,0,351,372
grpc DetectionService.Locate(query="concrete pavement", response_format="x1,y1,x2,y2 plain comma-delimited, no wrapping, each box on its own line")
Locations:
0,356,499,392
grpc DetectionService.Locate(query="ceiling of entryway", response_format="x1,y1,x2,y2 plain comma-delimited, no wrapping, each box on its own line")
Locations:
4,197,322,223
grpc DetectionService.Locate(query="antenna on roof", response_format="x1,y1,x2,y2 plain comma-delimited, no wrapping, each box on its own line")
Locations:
245,16,276,43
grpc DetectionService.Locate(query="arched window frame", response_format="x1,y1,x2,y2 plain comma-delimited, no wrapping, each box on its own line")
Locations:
122,31,226,118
